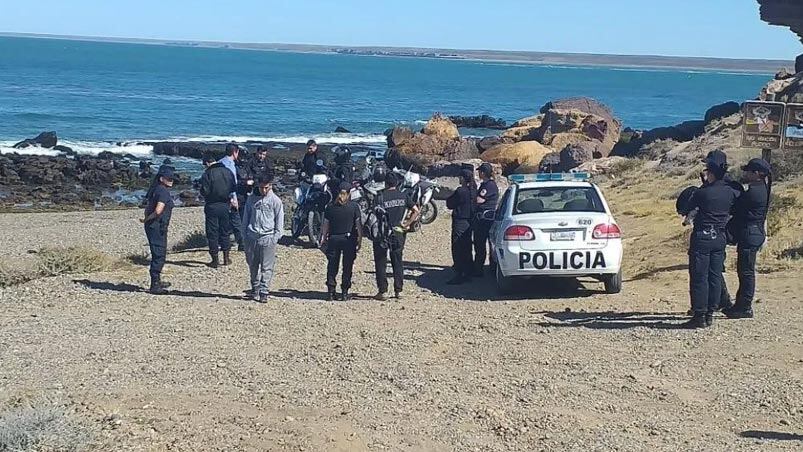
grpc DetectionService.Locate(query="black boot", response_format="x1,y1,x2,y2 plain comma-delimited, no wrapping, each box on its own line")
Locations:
222,251,232,266
208,253,220,269
327,291,336,302
723,305,754,319
681,314,708,330
340,290,352,302
705,313,714,327
149,275,167,295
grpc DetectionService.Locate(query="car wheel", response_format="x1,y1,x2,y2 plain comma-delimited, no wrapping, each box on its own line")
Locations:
495,264,515,295
603,270,623,294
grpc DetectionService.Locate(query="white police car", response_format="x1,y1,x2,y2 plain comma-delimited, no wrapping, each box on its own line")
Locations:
487,173,623,294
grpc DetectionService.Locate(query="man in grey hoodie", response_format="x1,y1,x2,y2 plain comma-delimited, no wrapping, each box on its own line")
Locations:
242,176,284,303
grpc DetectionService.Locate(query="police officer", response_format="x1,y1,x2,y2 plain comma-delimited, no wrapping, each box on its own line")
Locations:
372,172,420,301
301,139,325,179
140,166,175,295
446,168,477,285
724,158,771,319
248,145,275,181
678,152,740,329
320,181,363,301
200,154,236,268
473,163,499,276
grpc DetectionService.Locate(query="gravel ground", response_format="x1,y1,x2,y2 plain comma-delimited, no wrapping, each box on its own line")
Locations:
0,206,801,451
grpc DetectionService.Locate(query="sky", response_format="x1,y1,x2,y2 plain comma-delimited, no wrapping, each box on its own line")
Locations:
1,0,800,59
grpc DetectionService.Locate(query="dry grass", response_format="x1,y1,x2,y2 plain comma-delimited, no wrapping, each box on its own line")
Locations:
36,247,117,278
0,263,35,289
0,397,96,452
172,230,207,252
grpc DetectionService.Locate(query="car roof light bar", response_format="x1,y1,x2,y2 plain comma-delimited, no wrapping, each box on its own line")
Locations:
508,172,591,184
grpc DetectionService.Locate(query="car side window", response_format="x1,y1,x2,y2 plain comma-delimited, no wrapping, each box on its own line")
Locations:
495,189,511,221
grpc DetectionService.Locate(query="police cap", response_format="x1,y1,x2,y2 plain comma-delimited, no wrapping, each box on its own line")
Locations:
741,158,771,175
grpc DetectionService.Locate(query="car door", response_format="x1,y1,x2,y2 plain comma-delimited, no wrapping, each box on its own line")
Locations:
489,187,513,255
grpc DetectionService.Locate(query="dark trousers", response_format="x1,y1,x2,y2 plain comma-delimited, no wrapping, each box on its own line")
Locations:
688,231,727,315
205,202,232,255
473,217,492,272
230,205,244,245
326,234,357,292
452,219,473,277
144,223,167,280
373,233,406,294
735,246,759,310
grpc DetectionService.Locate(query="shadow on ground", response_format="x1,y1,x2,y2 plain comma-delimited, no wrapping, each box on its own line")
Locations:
741,431,803,441
533,310,691,330
625,264,688,282
73,279,246,302
406,261,604,302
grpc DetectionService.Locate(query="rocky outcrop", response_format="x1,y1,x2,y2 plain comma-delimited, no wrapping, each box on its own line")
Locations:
384,114,479,172
797,54,803,74
448,115,507,130
481,141,553,175
758,0,803,44
334,126,351,133
501,115,543,142
759,72,803,103
477,136,503,153
612,120,707,157
705,101,741,125
537,97,622,157
13,131,58,149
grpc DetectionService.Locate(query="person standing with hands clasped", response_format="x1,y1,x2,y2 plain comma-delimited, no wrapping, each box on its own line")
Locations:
201,154,236,268
140,166,175,295
678,152,740,329
446,168,477,285
372,172,419,301
473,163,499,276
320,182,363,301
724,158,771,319
243,176,284,303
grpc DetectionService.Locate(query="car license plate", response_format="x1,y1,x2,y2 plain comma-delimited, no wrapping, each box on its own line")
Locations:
550,231,576,241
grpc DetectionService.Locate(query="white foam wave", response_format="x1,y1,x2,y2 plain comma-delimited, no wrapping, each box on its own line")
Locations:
0,140,154,158
178,133,388,145
0,144,62,156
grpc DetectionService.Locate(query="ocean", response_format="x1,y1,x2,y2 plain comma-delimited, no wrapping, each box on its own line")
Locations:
0,36,773,157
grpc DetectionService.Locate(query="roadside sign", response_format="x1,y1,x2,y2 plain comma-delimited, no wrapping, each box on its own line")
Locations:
742,101,785,149
783,103,803,152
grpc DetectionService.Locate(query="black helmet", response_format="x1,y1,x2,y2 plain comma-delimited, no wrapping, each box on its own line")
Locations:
333,145,352,164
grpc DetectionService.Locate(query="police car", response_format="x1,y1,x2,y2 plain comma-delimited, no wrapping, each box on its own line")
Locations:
486,173,623,294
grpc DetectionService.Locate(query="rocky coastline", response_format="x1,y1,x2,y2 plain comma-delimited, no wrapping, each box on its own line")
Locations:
2,66,802,213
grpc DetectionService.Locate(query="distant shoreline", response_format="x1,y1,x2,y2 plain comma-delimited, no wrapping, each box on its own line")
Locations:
0,32,791,73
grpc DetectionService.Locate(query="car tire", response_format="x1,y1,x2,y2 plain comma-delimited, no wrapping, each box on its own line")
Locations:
603,270,623,294
495,264,515,295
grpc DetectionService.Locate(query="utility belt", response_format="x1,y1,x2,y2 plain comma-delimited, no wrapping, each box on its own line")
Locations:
693,225,725,240
330,232,353,238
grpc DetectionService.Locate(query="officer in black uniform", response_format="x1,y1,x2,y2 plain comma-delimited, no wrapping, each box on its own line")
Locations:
301,139,325,179
141,166,175,295
372,172,420,301
724,158,771,319
446,168,477,285
200,154,236,268
321,181,363,301
678,152,740,329
248,145,274,181
473,163,499,276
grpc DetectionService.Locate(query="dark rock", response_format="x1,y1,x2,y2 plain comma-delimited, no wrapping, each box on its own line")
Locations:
13,131,58,149
334,126,351,133
612,120,705,157
559,142,595,171
52,145,75,156
386,127,414,148
776,68,795,80
758,1,803,45
797,54,803,74
705,101,741,124
448,115,507,130
478,136,502,153
538,152,561,172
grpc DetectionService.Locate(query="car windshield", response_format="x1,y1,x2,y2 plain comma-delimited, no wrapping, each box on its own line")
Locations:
513,186,605,214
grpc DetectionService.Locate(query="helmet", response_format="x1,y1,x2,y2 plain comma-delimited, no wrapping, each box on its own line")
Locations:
333,145,352,165
373,163,387,183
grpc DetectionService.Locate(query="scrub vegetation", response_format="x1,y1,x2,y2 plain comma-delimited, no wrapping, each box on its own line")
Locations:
0,397,96,452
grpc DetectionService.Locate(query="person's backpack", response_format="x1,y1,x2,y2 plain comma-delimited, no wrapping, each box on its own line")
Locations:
365,199,393,249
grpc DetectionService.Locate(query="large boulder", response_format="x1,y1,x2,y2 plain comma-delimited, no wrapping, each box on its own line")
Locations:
500,115,543,142
477,136,503,153
422,113,459,140
559,142,596,171
547,132,596,153
385,114,478,172
537,98,621,157
797,54,803,74
387,126,414,148
448,115,507,130
705,102,741,125
13,131,58,149
481,141,553,175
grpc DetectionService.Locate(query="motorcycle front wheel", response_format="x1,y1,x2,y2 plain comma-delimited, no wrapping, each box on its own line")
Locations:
419,200,438,225
308,210,324,246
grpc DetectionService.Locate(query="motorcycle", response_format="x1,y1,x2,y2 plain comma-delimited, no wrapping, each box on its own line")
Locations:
393,168,439,226
291,160,332,246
